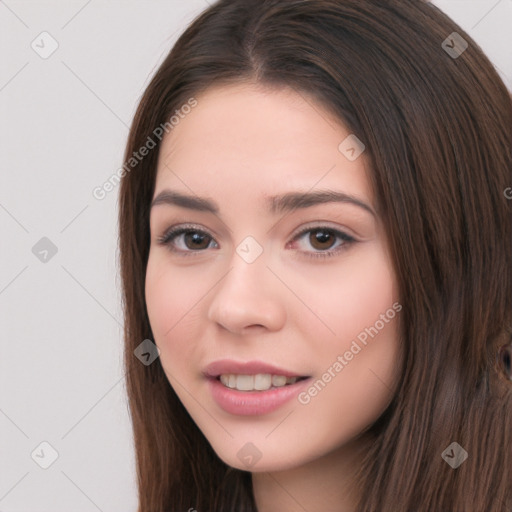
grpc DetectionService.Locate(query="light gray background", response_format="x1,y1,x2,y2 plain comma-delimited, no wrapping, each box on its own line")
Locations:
1,1,511,511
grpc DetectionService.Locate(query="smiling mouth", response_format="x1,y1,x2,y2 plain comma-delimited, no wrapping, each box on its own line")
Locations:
216,374,309,392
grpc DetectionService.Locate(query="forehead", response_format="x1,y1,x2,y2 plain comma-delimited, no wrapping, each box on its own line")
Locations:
154,83,373,209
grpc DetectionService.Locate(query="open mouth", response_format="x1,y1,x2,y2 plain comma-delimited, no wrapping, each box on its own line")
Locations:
216,374,310,392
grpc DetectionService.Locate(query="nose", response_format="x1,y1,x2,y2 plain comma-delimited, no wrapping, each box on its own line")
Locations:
207,247,286,335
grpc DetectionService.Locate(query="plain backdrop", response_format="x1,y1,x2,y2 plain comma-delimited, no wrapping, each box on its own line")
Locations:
0,1,511,511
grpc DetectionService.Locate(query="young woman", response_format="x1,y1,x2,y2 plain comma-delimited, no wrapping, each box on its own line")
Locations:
118,1,512,510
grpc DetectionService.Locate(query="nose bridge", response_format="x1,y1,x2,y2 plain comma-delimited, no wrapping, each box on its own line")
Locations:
220,233,270,292
207,236,286,332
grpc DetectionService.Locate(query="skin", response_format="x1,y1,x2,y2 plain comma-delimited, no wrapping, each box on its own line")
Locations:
145,82,402,512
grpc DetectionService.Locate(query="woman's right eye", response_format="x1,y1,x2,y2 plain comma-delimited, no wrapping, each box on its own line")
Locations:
157,225,218,256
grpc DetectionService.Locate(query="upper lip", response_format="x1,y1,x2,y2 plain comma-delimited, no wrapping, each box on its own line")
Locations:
203,359,309,379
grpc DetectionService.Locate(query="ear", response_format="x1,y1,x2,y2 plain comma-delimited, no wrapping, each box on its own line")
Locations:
498,340,512,381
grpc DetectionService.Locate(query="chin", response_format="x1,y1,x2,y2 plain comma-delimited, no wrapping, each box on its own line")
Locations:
209,439,310,473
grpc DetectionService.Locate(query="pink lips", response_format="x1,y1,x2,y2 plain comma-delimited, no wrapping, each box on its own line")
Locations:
203,359,311,416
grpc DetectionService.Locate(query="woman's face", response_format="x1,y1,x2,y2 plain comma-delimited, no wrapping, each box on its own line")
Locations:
145,83,402,472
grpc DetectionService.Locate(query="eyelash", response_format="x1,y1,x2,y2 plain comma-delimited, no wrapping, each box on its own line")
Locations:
156,223,356,260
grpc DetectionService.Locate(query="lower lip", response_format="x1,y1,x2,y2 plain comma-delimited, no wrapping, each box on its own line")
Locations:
207,376,312,416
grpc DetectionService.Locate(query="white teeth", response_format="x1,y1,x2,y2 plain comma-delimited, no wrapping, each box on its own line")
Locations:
255,374,272,390
272,375,287,387
218,374,301,391
236,375,254,391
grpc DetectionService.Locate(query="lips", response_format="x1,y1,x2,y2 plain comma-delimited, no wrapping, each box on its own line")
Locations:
203,360,312,415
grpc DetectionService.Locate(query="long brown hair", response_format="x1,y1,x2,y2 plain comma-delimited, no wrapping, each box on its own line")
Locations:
118,1,512,510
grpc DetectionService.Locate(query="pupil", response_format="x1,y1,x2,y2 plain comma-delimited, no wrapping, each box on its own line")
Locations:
311,229,333,249
186,232,209,249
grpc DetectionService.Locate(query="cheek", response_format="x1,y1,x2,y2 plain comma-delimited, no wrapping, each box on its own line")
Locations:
290,244,397,346
145,255,204,366
341,251,397,337
292,244,401,415
296,316,401,451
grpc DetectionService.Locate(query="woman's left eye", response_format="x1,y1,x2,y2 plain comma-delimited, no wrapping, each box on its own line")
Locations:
156,224,356,259
289,226,356,259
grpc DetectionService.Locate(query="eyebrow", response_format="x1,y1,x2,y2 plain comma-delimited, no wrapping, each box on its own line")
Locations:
150,189,376,217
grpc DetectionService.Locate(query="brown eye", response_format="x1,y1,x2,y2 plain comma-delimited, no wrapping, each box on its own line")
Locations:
157,226,217,255
157,224,356,260
290,226,356,260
